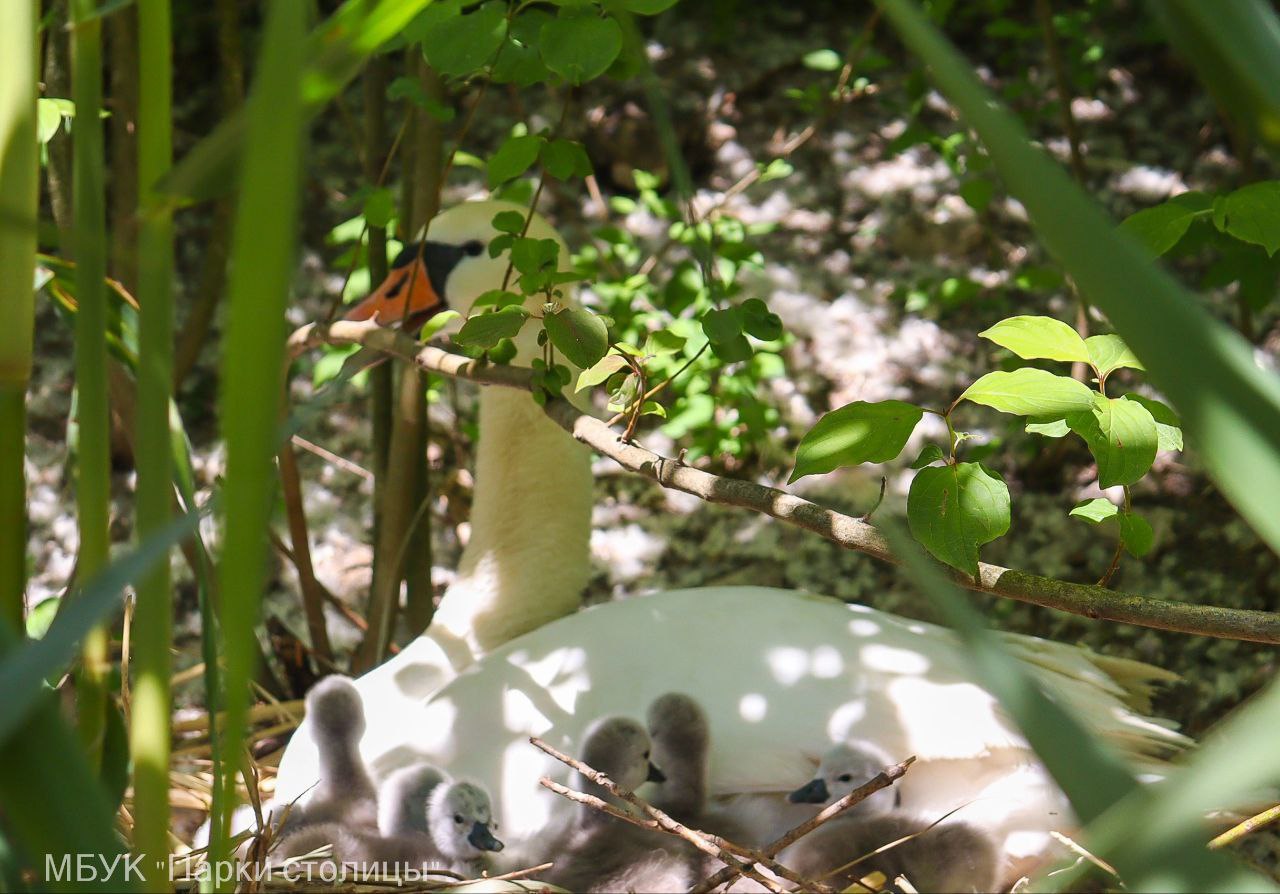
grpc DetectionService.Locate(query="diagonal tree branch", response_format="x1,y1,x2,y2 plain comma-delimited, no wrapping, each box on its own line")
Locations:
287,321,1280,645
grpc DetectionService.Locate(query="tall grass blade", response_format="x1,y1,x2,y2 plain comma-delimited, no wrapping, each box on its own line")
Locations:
70,0,113,770
1151,1,1280,145
880,521,1269,892
130,0,177,882
160,0,433,204
0,652,133,891
170,396,227,847
0,506,203,742
876,0,1280,557
207,0,306,881
1085,677,1280,889
0,0,38,632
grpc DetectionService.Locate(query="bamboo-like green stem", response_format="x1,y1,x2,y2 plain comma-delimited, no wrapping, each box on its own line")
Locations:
208,0,305,883
363,57,391,635
130,0,175,884
107,5,139,291
355,56,444,667
70,0,112,773
0,0,38,633
402,58,443,637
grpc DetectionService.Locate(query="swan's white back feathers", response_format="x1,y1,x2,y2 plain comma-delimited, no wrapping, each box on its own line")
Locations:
358,587,1185,863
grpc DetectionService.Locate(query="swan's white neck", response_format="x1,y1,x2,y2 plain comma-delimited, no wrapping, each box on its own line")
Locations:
429,385,593,658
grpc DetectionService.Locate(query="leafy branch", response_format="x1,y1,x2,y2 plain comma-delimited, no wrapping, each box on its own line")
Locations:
288,320,1280,644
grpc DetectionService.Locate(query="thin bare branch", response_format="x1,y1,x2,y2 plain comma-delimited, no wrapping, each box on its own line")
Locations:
287,321,1280,645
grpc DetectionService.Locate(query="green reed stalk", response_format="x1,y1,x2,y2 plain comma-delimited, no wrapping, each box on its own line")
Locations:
70,0,112,771
130,0,176,885
207,0,305,882
0,0,37,632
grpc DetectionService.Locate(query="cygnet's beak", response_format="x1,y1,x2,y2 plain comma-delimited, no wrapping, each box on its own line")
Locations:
788,778,830,804
343,241,461,329
646,762,666,784
468,821,504,853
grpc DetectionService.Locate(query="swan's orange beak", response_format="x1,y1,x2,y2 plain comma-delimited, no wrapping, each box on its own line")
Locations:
343,245,443,327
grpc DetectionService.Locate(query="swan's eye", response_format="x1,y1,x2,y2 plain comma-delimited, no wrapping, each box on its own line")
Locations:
454,814,464,824
837,774,853,783
643,750,650,760
463,239,484,257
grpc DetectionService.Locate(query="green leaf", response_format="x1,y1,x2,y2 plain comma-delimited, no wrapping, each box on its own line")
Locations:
1025,417,1071,438
576,353,629,391
1119,201,1205,257
643,329,686,356
758,158,794,183
1067,395,1159,488
1085,333,1144,377
978,315,1090,363
910,443,946,469
607,371,640,411
790,400,925,482
493,8,553,86
609,0,680,12
711,333,753,363
960,368,1096,417
487,337,518,364
36,97,66,144
803,49,842,71
362,187,396,228
1119,512,1154,557
741,298,783,341
487,134,544,188
1069,497,1119,524
491,210,526,234
545,305,609,368
540,10,623,84
876,0,1280,561
24,597,60,640
907,462,1010,575
541,138,593,180
473,289,525,309
1217,181,1280,256
510,236,560,274
421,0,508,77
701,307,743,344
641,399,666,417
419,309,460,341
454,307,529,348
1125,394,1183,452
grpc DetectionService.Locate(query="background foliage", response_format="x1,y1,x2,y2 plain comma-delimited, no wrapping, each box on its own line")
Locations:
3,0,1280,889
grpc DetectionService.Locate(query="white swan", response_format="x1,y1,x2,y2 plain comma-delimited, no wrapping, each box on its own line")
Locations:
273,200,1188,878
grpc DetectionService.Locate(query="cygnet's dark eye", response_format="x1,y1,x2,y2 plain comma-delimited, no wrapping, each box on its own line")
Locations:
463,239,484,257
643,750,650,760
454,814,464,824
837,774,853,783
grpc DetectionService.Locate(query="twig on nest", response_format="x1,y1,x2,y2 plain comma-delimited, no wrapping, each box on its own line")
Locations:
530,736,813,894
689,755,916,893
